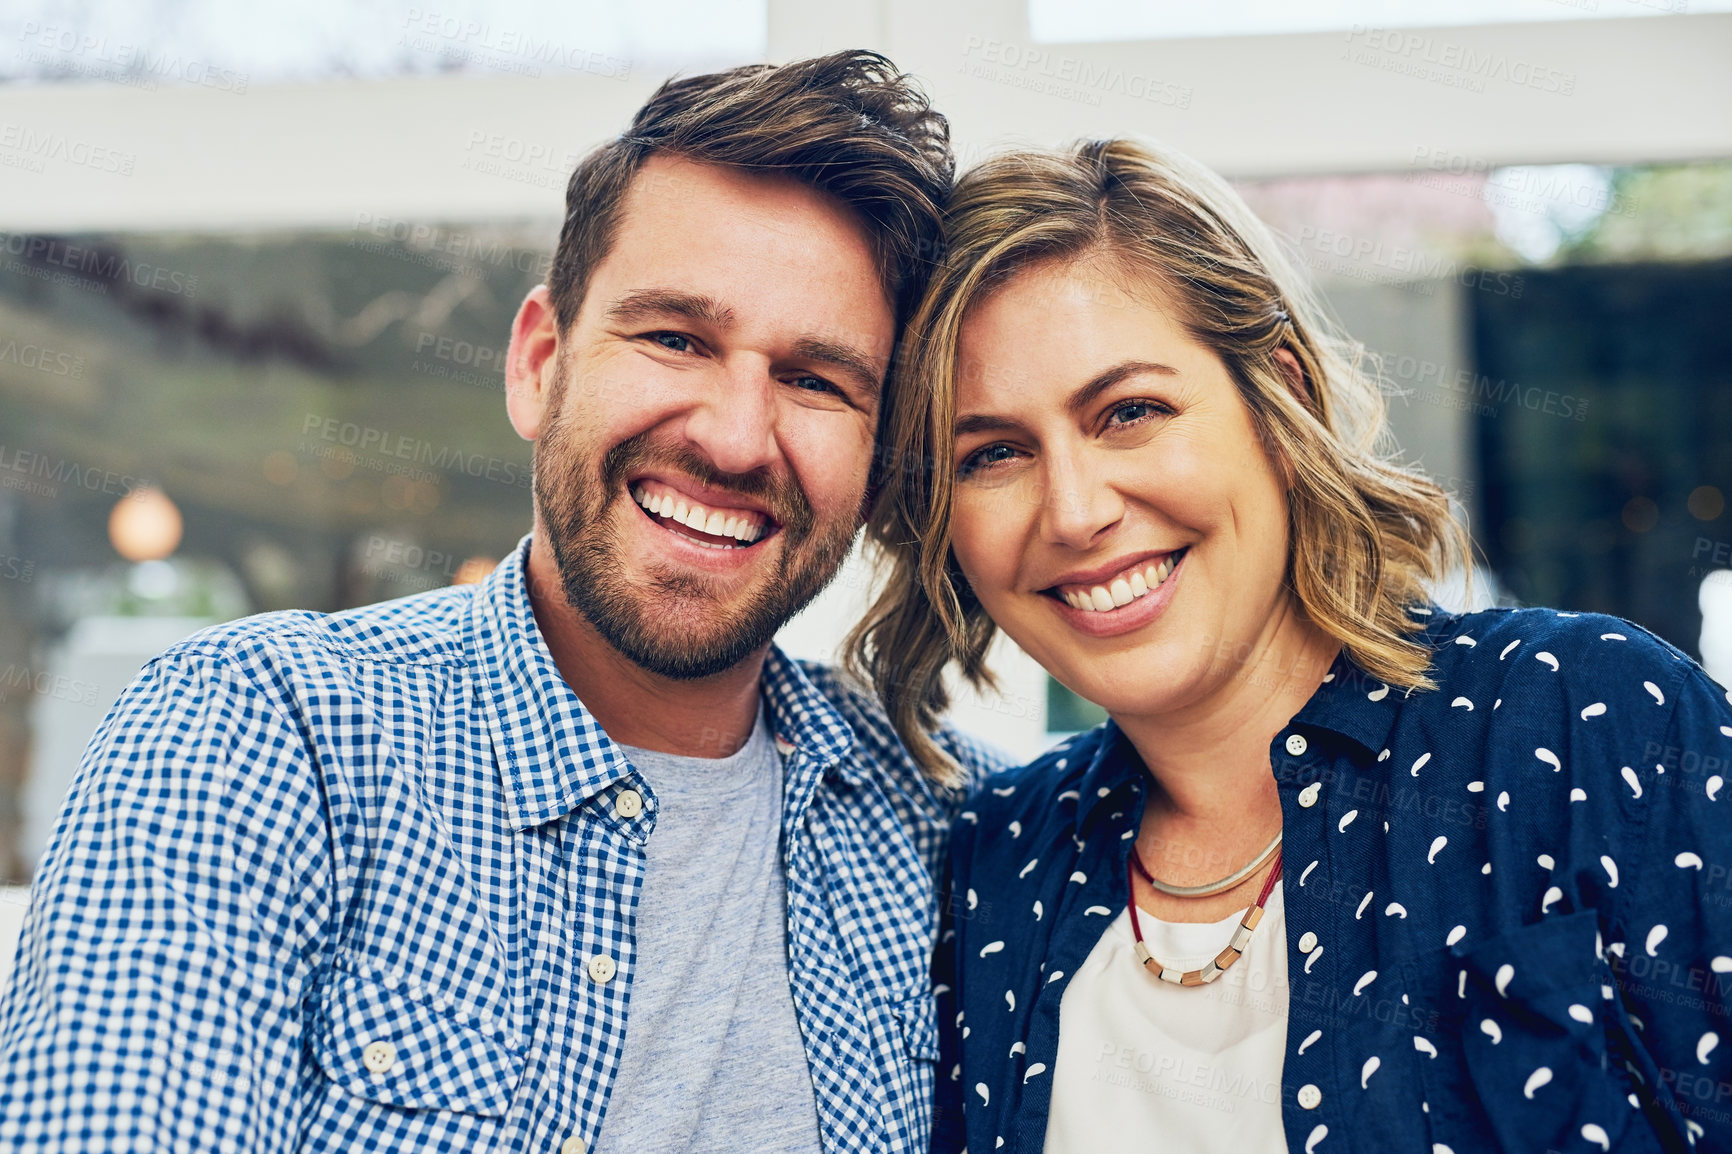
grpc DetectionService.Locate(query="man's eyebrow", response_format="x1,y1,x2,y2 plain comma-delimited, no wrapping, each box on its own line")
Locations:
792,336,884,399
604,289,736,328
953,360,1179,438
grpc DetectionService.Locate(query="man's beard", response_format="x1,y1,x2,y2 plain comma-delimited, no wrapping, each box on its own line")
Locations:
533,404,858,680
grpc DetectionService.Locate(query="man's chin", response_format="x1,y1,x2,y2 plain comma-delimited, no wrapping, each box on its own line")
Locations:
569,580,785,680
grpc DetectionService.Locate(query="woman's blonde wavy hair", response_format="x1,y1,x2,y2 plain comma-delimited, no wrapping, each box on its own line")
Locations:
849,138,1470,786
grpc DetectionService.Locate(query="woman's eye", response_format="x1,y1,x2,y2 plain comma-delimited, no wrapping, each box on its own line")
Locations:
958,443,1019,477
1106,399,1167,427
650,332,692,353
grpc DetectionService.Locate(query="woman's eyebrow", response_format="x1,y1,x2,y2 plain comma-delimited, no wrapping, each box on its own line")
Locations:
954,359,1179,437
1063,360,1179,417
953,412,1023,438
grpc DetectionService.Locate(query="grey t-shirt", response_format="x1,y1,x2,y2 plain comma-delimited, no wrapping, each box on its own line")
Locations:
598,706,824,1154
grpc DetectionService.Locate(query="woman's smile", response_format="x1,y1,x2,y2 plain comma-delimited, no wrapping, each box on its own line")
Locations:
1043,546,1189,638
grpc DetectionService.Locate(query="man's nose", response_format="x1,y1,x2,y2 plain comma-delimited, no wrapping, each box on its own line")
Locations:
680,362,780,477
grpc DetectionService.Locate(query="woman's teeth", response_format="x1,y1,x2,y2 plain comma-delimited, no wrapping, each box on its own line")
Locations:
1059,551,1183,612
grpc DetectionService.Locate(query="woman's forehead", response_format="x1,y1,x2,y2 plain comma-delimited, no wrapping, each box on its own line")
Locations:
954,260,1204,404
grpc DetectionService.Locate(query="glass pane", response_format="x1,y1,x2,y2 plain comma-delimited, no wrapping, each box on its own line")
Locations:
1046,675,1109,735
1030,0,1728,44
0,220,549,882
1,0,766,88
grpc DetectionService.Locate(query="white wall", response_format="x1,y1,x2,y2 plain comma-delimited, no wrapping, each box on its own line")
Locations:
2,2,1727,231
775,542,1059,763
0,886,27,992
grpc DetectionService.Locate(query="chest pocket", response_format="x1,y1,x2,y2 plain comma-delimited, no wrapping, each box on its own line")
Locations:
311,967,526,1118
1419,910,1666,1153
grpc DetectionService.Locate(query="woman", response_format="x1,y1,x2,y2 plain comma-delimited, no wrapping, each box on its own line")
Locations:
851,139,1732,1153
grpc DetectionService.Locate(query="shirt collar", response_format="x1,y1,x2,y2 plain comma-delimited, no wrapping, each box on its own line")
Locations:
1291,607,1460,760
471,534,860,830
1071,607,1457,833
1073,721,1142,835
758,646,862,786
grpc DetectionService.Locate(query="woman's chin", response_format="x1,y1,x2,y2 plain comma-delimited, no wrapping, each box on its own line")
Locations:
1029,643,1208,724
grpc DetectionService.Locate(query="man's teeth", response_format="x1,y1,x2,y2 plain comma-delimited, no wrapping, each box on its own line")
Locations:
631,485,766,544
1062,552,1182,612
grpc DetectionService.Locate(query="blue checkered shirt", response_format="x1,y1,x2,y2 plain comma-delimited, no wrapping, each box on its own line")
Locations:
0,534,1007,1153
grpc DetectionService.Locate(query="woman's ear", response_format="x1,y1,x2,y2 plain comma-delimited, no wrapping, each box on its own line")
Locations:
1274,346,1309,406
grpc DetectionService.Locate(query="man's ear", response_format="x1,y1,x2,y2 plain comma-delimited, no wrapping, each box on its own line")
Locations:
1273,346,1309,407
505,285,562,442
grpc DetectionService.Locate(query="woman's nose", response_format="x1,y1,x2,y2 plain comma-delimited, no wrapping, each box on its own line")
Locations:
1037,454,1126,550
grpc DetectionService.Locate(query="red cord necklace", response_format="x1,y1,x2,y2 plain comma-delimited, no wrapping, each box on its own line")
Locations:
1127,849,1283,986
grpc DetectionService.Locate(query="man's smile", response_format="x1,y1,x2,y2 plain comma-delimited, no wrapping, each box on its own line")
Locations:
630,478,777,549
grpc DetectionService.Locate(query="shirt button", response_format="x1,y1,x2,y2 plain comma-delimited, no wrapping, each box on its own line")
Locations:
1297,782,1321,808
1285,733,1308,756
615,789,643,819
1298,1083,1323,1110
362,1040,396,1074
588,954,617,983
1297,931,1319,953
774,735,797,757
561,1137,588,1154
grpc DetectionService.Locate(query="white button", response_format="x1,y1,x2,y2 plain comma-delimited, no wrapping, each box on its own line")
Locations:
1285,733,1308,756
362,1040,396,1074
588,954,617,983
1298,782,1321,808
774,735,797,756
1298,1083,1323,1110
615,789,643,819
561,1137,588,1154
1297,931,1319,953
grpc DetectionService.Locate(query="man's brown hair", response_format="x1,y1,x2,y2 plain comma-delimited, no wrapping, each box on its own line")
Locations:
547,50,953,340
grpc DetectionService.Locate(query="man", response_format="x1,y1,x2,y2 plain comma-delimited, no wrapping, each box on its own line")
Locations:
0,51,1003,1153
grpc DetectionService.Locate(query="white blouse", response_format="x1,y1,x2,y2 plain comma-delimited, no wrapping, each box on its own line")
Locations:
1043,883,1290,1153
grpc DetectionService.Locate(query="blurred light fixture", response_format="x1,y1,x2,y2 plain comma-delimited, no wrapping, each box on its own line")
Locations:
109,486,184,562
453,556,497,585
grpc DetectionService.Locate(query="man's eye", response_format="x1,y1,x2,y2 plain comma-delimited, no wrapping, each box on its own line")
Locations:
790,375,839,395
650,332,691,353
958,443,1018,477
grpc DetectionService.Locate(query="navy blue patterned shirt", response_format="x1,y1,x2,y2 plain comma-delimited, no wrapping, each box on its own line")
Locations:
0,534,1007,1154
935,606,1732,1154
